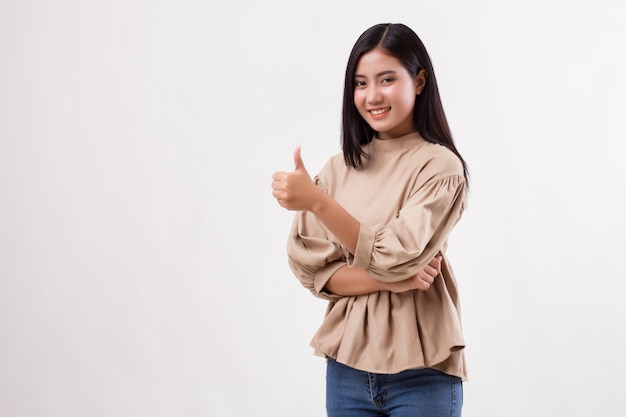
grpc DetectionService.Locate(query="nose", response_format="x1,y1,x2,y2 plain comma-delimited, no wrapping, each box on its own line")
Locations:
366,85,383,104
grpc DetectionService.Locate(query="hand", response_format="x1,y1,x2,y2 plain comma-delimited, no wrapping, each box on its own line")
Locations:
386,256,442,293
272,147,321,211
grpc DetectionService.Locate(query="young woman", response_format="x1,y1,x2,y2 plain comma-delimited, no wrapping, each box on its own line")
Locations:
272,23,469,417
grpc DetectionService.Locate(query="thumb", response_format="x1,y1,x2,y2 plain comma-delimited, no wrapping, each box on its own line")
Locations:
293,146,306,172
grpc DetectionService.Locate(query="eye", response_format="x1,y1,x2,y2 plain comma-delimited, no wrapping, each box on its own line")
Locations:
354,79,366,88
381,77,395,84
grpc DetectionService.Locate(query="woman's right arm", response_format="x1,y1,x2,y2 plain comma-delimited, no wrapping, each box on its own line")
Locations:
324,256,442,296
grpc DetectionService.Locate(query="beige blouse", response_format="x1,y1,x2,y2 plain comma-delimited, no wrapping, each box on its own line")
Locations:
287,132,468,380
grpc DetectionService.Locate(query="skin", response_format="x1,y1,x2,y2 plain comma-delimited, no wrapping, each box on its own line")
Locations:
272,47,438,295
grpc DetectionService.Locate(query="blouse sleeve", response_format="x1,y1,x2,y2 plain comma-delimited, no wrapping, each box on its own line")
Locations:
349,174,466,283
287,177,346,301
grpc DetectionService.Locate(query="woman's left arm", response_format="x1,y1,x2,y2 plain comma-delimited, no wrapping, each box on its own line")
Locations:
273,146,466,284
324,256,442,296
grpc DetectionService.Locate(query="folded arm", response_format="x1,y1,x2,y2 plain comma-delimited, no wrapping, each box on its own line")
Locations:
324,256,442,296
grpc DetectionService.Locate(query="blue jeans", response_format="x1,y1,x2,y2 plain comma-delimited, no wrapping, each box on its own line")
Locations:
326,359,463,417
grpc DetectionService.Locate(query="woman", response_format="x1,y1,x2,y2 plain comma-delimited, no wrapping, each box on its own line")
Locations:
272,23,469,417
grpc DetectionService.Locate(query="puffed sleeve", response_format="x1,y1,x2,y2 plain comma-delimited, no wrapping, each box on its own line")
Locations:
287,177,346,301
350,174,466,282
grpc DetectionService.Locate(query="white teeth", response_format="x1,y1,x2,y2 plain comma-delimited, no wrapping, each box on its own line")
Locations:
370,107,390,115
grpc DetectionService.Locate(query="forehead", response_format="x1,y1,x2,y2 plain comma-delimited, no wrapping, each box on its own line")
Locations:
355,47,406,76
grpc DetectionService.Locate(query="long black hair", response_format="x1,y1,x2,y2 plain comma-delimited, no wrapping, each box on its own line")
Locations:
341,23,469,184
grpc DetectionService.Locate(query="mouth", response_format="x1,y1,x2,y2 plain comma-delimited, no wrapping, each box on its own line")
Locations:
369,107,391,116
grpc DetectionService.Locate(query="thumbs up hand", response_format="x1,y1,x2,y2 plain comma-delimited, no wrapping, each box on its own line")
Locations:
272,147,320,211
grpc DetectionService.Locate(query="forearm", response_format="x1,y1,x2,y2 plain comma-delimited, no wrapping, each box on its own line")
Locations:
311,191,360,255
271,149,361,254
323,265,388,296
324,256,442,296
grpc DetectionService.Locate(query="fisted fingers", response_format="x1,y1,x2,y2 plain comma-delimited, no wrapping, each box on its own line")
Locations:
412,274,432,291
427,256,442,273
415,257,443,290
272,171,289,182
271,172,288,200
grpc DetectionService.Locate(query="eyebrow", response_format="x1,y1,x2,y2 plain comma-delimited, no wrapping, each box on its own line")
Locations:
354,70,398,78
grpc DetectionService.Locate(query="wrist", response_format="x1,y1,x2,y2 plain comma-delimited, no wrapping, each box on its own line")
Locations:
309,188,330,215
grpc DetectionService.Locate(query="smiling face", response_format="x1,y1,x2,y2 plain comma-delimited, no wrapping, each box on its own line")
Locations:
353,47,426,140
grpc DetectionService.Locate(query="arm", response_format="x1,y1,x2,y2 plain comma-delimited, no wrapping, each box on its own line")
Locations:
272,147,360,254
274,147,465,285
325,256,442,296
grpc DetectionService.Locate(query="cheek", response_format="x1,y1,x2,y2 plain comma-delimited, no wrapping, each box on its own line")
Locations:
353,91,368,114
400,86,418,106
353,90,364,107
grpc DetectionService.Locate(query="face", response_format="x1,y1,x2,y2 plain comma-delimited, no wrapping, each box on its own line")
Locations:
353,48,426,140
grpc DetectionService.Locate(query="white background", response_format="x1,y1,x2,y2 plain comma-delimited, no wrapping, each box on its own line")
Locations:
1,0,625,416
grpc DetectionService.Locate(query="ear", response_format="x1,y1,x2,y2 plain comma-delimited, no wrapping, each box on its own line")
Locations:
415,69,427,95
